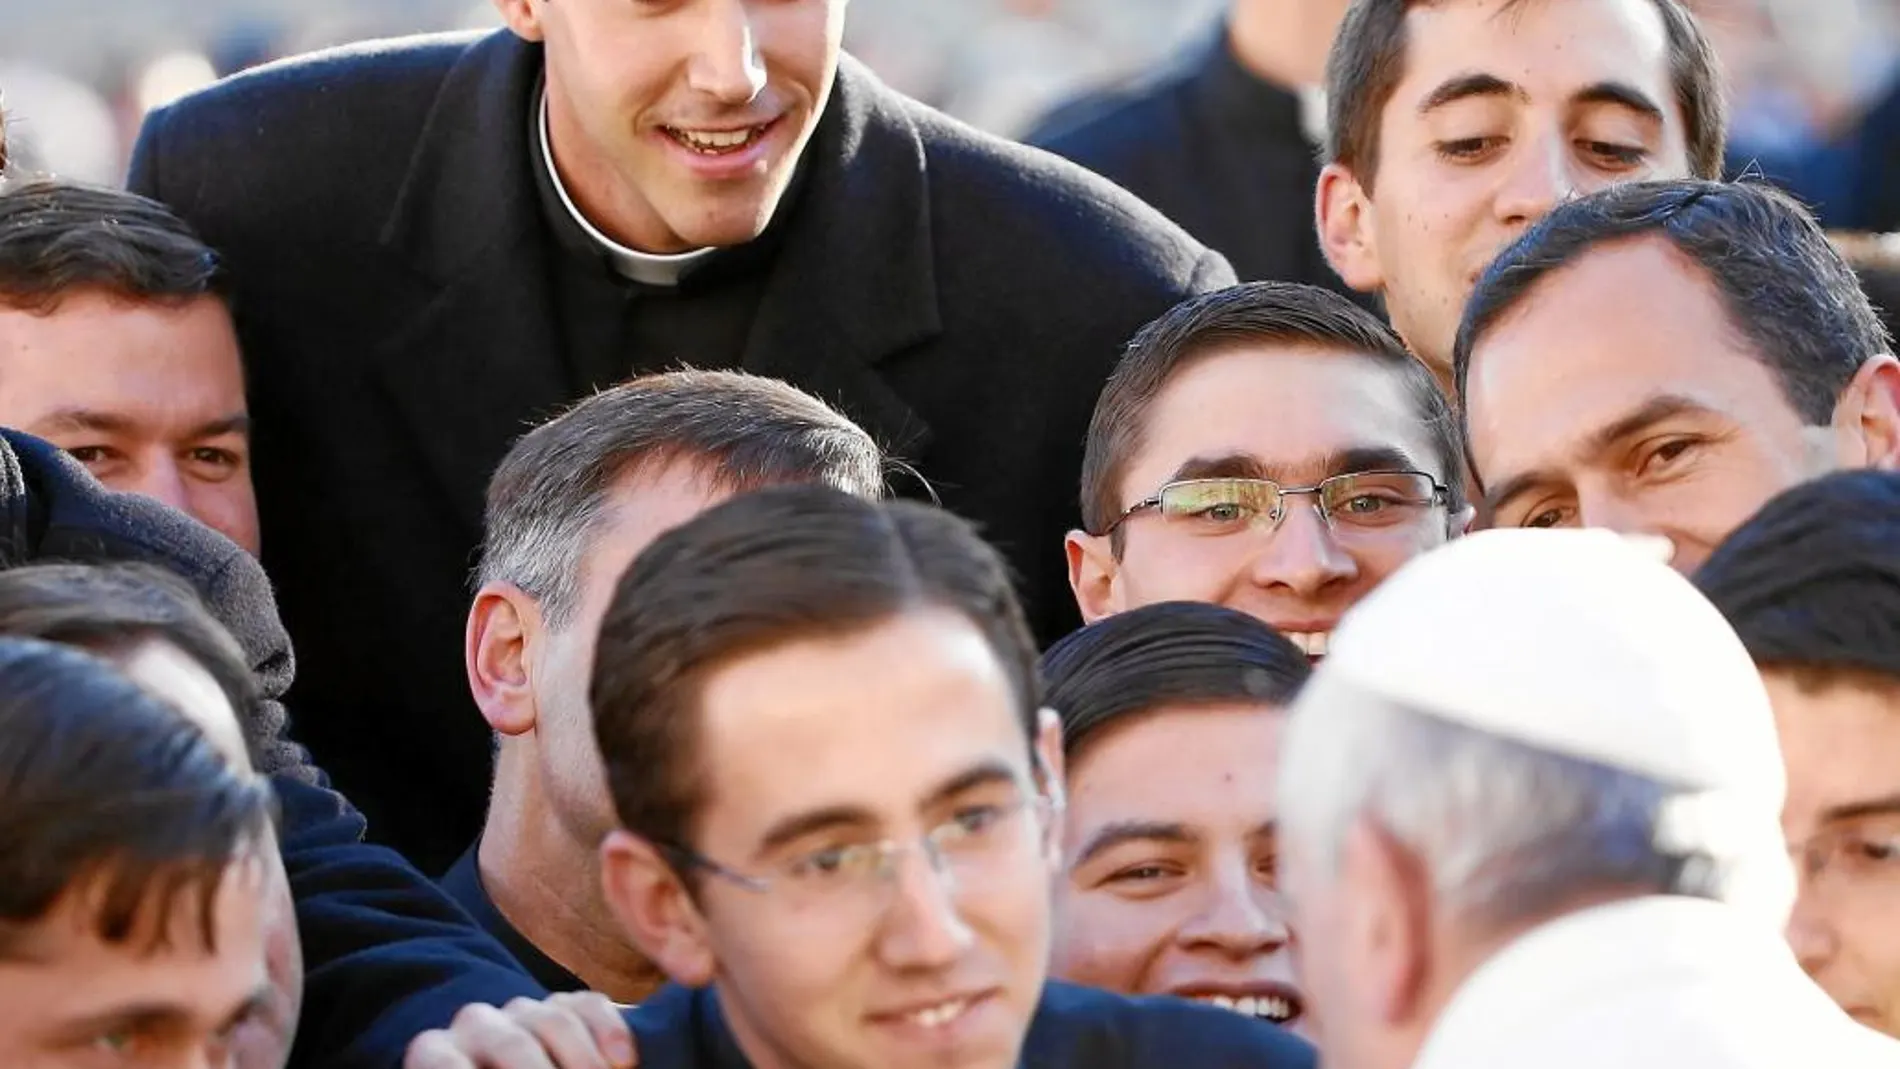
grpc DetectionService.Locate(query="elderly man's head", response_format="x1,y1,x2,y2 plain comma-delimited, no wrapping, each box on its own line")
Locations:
1275,529,1790,1069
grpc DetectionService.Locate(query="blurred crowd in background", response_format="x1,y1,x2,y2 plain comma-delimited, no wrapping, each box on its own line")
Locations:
10,0,1900,232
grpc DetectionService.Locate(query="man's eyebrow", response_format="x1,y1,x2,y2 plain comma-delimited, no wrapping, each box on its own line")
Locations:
1483,468,1562,518
1582,394,1719,457
30,408,135,435
754,759,1022,857
189,413,252,439
1073,820,1195,868
1572,81,1666,124
1821,793,1900,825
54,1003,193,1041
1419,73,1524,115
219,985,273,1032
1321,445,1428,479
920,758,1020,810
1170,453,1269,483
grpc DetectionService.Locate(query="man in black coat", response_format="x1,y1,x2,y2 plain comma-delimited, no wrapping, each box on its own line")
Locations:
128,9,1231,872
1028,0,1353,294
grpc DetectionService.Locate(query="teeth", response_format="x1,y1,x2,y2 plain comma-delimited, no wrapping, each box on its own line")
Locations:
908,998,968,1029
668,126,763,153
1196,994,1295,1022
1285,631,1330,658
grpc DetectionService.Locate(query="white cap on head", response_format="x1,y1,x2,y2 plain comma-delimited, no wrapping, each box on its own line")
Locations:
1303,528,1794,923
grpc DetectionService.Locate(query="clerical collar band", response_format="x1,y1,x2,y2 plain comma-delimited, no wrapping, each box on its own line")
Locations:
537,90,719,288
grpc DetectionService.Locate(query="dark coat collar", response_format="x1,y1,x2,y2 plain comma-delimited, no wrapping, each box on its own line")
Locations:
373,34,937,530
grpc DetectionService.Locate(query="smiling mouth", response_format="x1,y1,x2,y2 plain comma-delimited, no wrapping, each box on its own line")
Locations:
1281,630,1330,660
662,121,775,155
1191,991,1305,1026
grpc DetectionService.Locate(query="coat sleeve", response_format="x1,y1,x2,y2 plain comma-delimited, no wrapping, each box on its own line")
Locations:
279,774,548,1069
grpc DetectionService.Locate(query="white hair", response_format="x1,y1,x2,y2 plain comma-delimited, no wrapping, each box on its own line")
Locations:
1276,675,1777,930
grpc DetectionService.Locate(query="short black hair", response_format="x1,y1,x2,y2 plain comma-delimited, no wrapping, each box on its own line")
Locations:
0,637,273,957
591,486,1040,853
1695,469,1900,685
1082,281,1464,541
0,179,225,314
1325,0,1724,190
1040,601,1311,760
0,563,262,766
481,369,887,628
1454,180,1891,427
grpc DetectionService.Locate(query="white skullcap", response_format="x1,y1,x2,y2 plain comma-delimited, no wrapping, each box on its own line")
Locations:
1305,528,1794,923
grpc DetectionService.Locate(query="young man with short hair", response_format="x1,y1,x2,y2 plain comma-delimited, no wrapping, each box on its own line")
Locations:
1042,601,1312,1035
1068,281,1467,656
593,487,1315,1069
456,369,884,1000
1316,0,1722,385
0,637,278,1069
1696,469,1900,1039
0,181,257,554
1455,179,1900,574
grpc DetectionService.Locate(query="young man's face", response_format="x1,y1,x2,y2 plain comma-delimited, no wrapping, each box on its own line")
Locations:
1318,0,1691,375
1068,345,1461,658
0,858,274,1069
1463,236,1877,574
1765,668,1900,1039
1050,704,1307,1037
500,0,847,253
634,608,1059,1069
0,290,257,554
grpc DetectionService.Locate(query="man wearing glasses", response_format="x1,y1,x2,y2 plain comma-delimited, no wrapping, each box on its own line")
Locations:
590,487,1315,1069
1068,282,1470,658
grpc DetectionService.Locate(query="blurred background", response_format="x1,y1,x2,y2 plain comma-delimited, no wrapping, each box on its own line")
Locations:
8,0,1900,231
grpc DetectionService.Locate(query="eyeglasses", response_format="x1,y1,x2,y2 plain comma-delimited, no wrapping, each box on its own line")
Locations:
1099,470,1450,539
662,793,1058,919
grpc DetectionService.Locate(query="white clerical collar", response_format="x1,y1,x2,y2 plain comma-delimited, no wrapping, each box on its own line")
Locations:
538,90,718,287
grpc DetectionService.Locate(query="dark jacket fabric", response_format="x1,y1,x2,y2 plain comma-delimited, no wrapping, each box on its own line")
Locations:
440,840,585,994
128,30,1233,871
1028,27,1358,300
626,979,1318,1069
0,430,544,1069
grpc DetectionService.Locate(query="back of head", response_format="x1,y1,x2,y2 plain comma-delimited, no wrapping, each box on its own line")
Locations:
1324,0,1724,189
1695,469,1900,684
1081,280,1463,537
1454,179,1890,424
1280,528,1794,933
0,179,223,314
591,486,1038,850
480,369,887,628
0,636,272,955
1040,601,1311,759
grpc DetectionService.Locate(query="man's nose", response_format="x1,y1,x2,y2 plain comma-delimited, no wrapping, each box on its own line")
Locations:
1178,861,1289,957
1493,132,1578,230
119,458,194,518
1246,499,1359,597
687,0,769,105
1786,879,1840,979
875,848,976,972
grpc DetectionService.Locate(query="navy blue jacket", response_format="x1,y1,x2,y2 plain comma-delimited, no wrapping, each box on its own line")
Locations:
0,431,544,1069
627,980,1316,1069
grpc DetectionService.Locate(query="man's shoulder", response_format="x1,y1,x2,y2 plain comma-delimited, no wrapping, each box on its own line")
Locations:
1028,982,1317,1068
1024,67,1194,173
159,30,482,127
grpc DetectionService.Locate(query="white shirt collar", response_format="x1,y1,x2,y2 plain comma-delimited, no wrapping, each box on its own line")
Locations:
537,89,718,287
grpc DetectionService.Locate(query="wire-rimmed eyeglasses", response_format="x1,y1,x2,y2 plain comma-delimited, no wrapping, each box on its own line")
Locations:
1097,470,1451,539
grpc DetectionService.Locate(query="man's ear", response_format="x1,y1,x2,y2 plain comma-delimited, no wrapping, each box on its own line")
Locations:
1833,354,1900,470
1316,163,1385,294
1033,709,1067,869
1449,502,1479,538
1065,530,1125,624
1338,817,1434,1026
601,831,717,987
467,582,544,737
491,0,546,42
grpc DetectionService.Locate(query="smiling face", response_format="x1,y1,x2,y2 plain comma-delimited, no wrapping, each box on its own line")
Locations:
1068,344,1459,656
0,290,256,554
1766,668,1900,1039
656,609,1057,1069
1465,235,1842,573
503,0,847,253
1051,703,1307,1036
1319,0,1690,374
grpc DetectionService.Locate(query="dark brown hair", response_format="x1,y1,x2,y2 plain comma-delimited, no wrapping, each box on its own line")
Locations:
1080,281,1462,541
481,370,886,628
1324,0,1726,191
0,637,273,957
0,563,265,770
0,180,224,314
590,486,1040,852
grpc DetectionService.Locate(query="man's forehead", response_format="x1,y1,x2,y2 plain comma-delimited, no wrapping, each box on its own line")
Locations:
1394,0,1675,107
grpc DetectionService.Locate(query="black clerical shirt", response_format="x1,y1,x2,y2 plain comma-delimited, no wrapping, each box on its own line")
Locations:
1029,26,1357,298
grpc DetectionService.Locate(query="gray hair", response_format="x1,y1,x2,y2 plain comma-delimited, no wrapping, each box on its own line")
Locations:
478,370,887,629
1277,678,1738,932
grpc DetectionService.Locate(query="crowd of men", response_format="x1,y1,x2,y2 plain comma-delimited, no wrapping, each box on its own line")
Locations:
2,0,1900,1067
